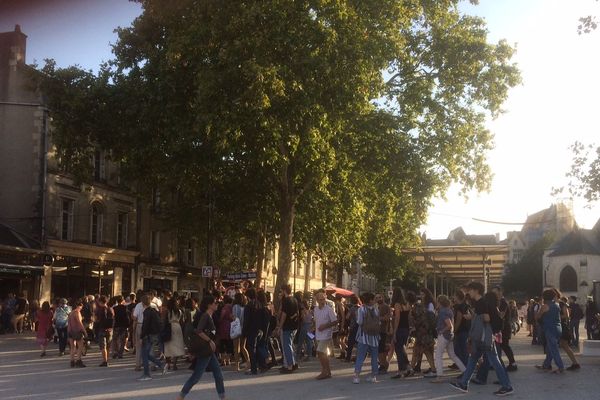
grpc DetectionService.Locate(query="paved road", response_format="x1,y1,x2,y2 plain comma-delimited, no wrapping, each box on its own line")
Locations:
0,329,598,400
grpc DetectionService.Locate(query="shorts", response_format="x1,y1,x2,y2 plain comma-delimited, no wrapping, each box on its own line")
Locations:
68,330,85,341
97,329,112,350
316,339,334,355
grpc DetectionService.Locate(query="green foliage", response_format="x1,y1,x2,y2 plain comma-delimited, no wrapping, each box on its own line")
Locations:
502,235,554,298
35,0,520,291
557,141,600,203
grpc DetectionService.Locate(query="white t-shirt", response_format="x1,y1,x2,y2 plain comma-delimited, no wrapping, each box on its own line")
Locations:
132,302,145,324
313,304,337,341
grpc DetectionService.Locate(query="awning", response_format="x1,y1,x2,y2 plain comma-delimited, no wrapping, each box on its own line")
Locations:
402,245,509,289
0,262,45,276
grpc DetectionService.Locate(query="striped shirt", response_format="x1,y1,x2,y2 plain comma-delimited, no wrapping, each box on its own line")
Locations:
355,305,380,347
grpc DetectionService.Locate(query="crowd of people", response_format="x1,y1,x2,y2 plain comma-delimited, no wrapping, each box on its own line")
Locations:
5,279,600,398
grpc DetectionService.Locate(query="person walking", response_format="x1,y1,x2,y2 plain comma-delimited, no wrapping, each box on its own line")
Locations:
95,295,114,367
67,299,86,368
452,289,471,367
568,296,583,347
53,298,71,356
353,292,380,384
535,289,564,373
556,294,580,371
176,295,226,400
375,293,391,374
132,292,148,371
431,295,465,383
232,293,249,371
391,288,411,378
313,289,337,380
138,295,166,381
449,281,514,396
112,295,130,359
36,301,53,357
585,297,598,340
493,286,517,371
274,284,299,374
12,292,28,333
164,297,186,371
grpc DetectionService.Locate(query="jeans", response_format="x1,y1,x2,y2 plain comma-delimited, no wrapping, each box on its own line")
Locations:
543,329,564,370
281,329,297,368
246,333,268,373
180,353,225,399
142,334,163,377
460,340,512,390
297,322,313,358
355,342,378,377
475,343,505,382
394,328,410,371
570,318,581,345
434,334,465,377
453,330,469,366
57,326,68,353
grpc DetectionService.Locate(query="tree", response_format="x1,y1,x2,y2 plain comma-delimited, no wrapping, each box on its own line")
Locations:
502,235,554,298
36,1,520,305
556,141,600,203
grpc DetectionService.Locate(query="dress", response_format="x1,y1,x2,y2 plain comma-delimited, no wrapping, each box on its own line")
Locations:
164,310,185,358
36,310,53,345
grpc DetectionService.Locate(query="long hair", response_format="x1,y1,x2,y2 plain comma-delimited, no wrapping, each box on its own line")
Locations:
421,288,435,308
391,288,406,306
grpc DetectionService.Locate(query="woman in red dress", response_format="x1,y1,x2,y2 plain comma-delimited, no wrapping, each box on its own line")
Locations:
36,301,53,357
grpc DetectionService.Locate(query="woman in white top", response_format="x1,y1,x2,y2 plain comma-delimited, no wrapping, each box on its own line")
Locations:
165,297,186,370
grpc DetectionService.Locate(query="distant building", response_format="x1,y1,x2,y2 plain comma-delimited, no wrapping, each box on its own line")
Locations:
521,203,576,247
425,226,499,246
543,220,600,300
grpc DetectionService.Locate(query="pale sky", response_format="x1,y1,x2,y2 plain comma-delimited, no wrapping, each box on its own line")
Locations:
1,0,599,241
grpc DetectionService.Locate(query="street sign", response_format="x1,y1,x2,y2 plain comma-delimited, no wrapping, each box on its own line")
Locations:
202,266,213,278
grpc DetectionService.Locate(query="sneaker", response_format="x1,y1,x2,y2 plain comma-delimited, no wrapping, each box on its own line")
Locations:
292,363,299,371
352,377,360,384
506,364,518,372
370,376,378,383
423,371,437,378
493,387,514,396
137,375,153,381
566,364,581,371
99,362,108,367
450,380,468,393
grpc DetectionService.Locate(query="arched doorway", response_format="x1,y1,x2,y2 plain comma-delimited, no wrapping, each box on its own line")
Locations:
559,265,577,292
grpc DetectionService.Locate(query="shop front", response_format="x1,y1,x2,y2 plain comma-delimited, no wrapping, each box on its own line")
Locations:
0,249,48,301
137,263,179,295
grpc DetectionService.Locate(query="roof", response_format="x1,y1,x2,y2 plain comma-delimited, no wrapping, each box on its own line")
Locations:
548,229,600,257
425,226,498,247
0,223,41,249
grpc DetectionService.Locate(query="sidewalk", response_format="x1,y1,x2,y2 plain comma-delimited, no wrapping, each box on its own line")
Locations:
0,329,598,400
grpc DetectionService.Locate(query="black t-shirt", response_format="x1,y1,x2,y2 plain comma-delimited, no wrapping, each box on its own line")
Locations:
453,302,471,333
281,296,299,331
499,298,511,334
113,304,130,328
15,298,28,315
473,298,488,316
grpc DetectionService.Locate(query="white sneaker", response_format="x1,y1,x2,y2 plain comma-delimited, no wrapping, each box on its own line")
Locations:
138,375,152,381
352,377,360,384
370,376,378,383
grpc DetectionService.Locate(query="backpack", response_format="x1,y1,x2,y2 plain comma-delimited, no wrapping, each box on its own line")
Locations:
55,306,70,328
362,306,380,336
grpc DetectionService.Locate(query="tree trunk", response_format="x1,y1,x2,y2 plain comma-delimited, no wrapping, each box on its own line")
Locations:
255,227,266,289
321,259,327,288
274,197,294,311
304,251,311,294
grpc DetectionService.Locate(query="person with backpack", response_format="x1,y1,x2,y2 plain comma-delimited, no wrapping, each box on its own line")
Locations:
94,295,114,367
568,296,583,347
353,292,380,384
53,298,71,356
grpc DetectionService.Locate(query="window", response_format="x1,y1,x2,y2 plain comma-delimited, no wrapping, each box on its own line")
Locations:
60,198,74,241
150,231,160,259
90,203,104,245
559,265,577,292
117,212,128,249
93,150,106,181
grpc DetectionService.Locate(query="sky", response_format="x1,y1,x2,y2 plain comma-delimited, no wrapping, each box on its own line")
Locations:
1,0,599,241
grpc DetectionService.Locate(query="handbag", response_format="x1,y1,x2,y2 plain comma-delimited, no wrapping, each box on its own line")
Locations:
230,317,242,339
189,332,214,358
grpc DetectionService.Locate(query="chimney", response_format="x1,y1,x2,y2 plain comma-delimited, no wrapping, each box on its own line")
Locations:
0,25,28,69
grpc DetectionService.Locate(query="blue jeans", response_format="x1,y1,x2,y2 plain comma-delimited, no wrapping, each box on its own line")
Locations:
475,343,505,383
297,322,313,358
180,353,225,399
355,342,378,377
543,329,564,370
57,326,68,353
394,328,410,371
281,329,297,368
460,340,512,390
453,330,469,366
142,334,163,377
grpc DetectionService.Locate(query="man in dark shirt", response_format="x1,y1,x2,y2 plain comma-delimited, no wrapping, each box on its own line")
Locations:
112,295,130,359
95,296,114,367
568,296,583,346
452,289,471,367
450,282,514,396
493,286,517,371
274,284,299,373
139,295,166,381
